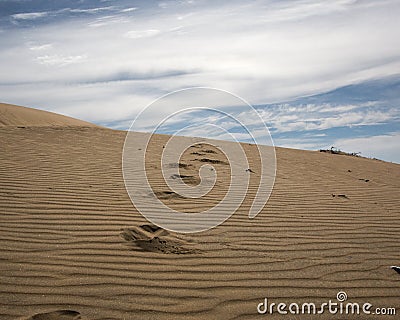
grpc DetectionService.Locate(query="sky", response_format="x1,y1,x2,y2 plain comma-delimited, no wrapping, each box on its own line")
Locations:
0,0,399,162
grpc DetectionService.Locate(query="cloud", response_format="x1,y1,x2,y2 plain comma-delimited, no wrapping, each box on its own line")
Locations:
29,43,53,51
256,0,358,23
11,12,49,20
120,8,137,13
9,6,123,24
3,0,400,107
0,0,399,162
256,103,399,133
87,15,129,28
331,132,400,163
68,6,115,14
35,54,88,67
125,29,161,39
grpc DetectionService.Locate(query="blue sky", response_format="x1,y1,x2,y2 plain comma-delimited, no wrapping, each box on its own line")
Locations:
0,0,399,162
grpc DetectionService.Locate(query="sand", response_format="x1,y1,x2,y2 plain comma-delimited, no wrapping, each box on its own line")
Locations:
0,104,399,319
0,103,97,127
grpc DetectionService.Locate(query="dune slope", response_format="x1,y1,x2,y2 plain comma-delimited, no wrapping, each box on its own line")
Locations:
0,105,399,320
0,103,96,127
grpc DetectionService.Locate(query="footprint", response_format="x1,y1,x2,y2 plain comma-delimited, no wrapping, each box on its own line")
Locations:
153,190,183,200
332,194,349,199
27,310,81,320
196,158,228,165
167,162,192,169
170,174,199,185
140,224,164,234
121,224,198,254
202,149,217,154
391,266,400,274
121,224,168,241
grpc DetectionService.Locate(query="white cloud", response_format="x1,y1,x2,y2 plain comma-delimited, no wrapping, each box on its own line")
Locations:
332,133,400,163
273,132,400,163
125,29,161,39
4,1,400,95
35,54,88,67
87,15,129,28
11,12,49,20
158,2,169,9
256,0,357,23
29,43,53,51
0,0,399,135
69,6,115,14
256,104,399,133
120,7,137,13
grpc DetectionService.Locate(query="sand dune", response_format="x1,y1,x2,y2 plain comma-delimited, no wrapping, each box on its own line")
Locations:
0,105,399,319
0,103,97,127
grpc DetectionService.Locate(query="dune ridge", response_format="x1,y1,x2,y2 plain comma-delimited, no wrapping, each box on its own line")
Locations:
0,103,97,127
0,105,399,319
